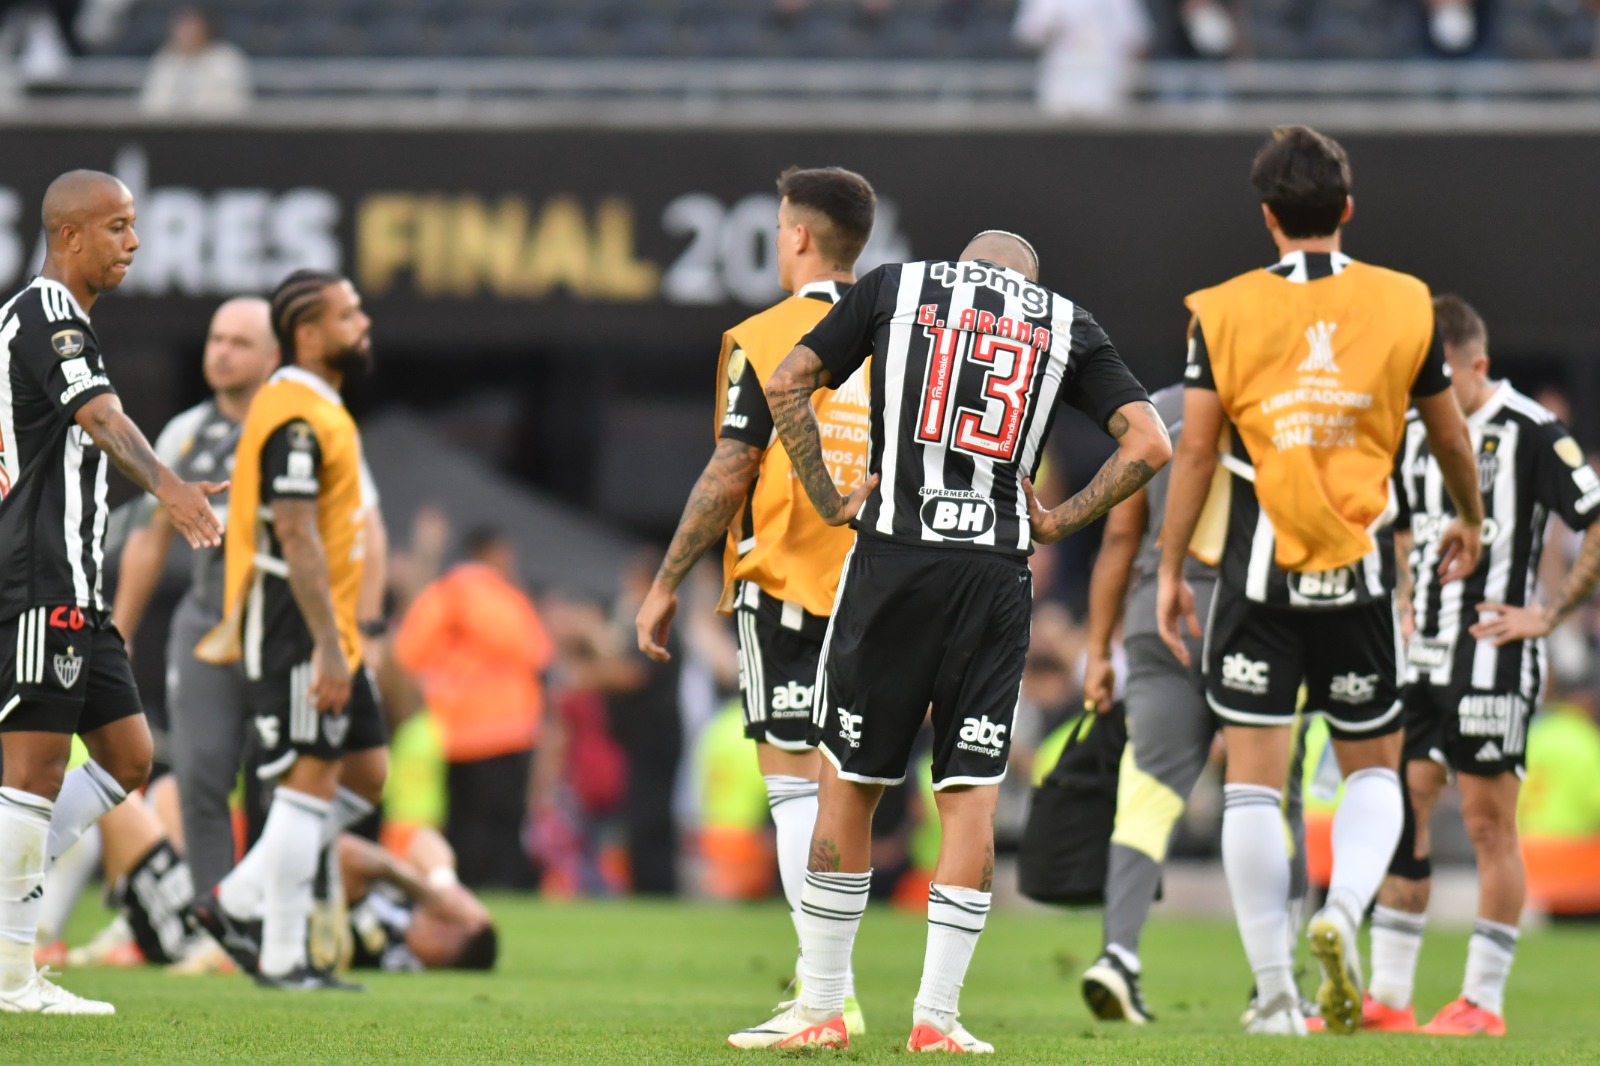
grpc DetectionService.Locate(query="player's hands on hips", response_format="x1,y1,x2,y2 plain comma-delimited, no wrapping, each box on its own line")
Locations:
1471,601,1555,646
635,582,678,663
825,473,879,527
159,478,229,549
310,638,353,714
1435,519,1483,585
1022,478,1062,544
1082,648,1115,714
1156,574,1201,667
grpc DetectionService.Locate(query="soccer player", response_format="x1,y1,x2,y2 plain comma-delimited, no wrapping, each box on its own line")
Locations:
112,296,279,898
191,269,388,990
1364,296,1600,1036
634,167,876,1029
731,232,1169,1051
339,828,499,973
0,169,225,1013
1156,126,1485,1036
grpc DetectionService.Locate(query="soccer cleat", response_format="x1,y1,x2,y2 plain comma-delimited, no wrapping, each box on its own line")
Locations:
32,941,67,968
253,965,366,992
728,1005,848,1049
1082,952,1154,1023
843,995,867,1036
1307,909,1364,1035
166,938,236,977
906,1021,995,1053
0,970,115,1014
190,891,262,975
1306,994,1416,1033
1420,996,1506,1036
67,917,145,968
1242,992,1307,1035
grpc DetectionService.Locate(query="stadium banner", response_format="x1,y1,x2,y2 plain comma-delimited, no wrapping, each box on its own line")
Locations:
2,127,1596,382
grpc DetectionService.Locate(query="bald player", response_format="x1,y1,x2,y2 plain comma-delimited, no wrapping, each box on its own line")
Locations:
113,296,280,897
730,232,1166,1052
0,169,225,1013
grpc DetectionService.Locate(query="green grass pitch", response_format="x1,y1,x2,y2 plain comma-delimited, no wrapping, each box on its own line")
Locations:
7,896,1598,1063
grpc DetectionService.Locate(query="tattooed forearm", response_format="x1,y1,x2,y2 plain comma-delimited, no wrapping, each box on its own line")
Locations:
86,404,164,494
655,437,762,589
768,346,845,523
809,836,842,873
273,501,342,649
1552,527,1600,623
1040,454,1158,543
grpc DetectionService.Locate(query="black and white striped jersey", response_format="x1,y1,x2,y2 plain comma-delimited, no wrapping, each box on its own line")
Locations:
0,277,119,622
800,260,1148,556
1397,383,1600,693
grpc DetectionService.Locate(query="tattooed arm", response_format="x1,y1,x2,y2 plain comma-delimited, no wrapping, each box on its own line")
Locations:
75,393,225,549
272,497,352,713
635,436,762,662
1156,387,1225,666
1024,401,1169,545
767,345,878,526
1473,524,1600,646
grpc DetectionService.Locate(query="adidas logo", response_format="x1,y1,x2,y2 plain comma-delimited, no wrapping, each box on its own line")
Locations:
1475,740,1503,762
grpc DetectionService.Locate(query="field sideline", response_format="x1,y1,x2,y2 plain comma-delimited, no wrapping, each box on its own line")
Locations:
8,897,1598,1063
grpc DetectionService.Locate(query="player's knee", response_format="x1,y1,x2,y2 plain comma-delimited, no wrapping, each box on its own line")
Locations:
1460,799,1518,857
103,747,152,795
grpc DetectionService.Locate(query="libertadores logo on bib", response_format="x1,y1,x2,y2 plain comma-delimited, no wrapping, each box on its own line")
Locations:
1298,321,1340,374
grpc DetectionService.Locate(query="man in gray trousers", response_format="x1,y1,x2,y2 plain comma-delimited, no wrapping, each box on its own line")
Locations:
1077,384,1310,1023
113,296,279,896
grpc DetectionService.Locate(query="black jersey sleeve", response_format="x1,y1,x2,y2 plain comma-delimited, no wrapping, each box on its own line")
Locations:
1392,450,1412,530
718,345,775,447
799,265,887,386
1410,326,1453,398
1530,421,1600,531
1060,309,1150,432
1182,318,1217,391
260,420,323,502
12,301,115,419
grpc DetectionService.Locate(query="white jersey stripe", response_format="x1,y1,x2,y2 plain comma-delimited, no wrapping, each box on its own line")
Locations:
874,263,926,538
90,451,109,610
1471,421,1519,688
0,314,18,500
918,280,977,543
1244,508,1275,602
61,431,89,606
1013,292,1074,550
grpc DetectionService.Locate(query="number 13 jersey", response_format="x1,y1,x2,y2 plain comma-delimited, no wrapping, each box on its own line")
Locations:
800,259,1148,556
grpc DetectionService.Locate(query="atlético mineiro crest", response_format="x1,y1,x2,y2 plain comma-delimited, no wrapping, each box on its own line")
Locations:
322,713,350,747
53,647,83,689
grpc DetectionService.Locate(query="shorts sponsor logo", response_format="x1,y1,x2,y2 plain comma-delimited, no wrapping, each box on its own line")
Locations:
956,714,1008,757
837,709,863,749
1457,693,1527,739
255,715,280,749
1406,637,1452,671
1220,653,1270,696
770,680,813,719
1329,672,1380,705
50,329,85,358
322,712,350,747
51,647,82,689
918,491,996,540
1474,740,1504,763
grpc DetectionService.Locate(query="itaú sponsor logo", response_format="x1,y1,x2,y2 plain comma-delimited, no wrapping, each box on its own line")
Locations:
918,492,996,540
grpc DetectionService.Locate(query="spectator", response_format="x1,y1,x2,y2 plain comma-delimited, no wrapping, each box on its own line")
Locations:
139,6,250,117
1014,0,1152,116
393,527,554,889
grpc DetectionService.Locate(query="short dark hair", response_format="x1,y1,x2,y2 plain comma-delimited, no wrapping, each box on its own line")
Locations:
269,268,342,363
775,167,876,269
452,924,498,970
1249,126,1352,239
1433,294,1488,354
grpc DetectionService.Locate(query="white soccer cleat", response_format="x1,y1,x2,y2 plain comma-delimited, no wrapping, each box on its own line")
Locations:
907,1020,995,1053
728,1004,848,1049
1307,907,1364,1035
0,970,115,1015
1242,992,1307,1035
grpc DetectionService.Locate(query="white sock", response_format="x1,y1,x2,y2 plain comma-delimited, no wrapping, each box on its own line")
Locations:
1369,905,1426,1009
0,788,54,991
39,824,102,944
1326,767,1402,924
1287,892,1306,961
45,759,125,863
256,788,331,977
764,775,853,995
914,883,991,1032
1463,919,1517,1016
322,787,374,847
1222,784,1295,1004
797,869,870,1018
223,786,371,920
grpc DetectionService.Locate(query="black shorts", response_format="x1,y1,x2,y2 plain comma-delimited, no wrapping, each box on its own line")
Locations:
0,606,142,735
811,537,1032,790
1204,585,1401,742
1401,683,1531,777
249,660,387,779
736,605,822,752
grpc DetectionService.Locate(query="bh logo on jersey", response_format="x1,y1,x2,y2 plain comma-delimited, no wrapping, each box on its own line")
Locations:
919,491,996,541
1330,672,1380,705
957,715,1008,757
1220,654,1271,696
1297,321,1340,374
770,681,813,720
836,710,863,749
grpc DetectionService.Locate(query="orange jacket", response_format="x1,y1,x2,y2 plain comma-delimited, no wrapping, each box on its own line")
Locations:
393,563,554,762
